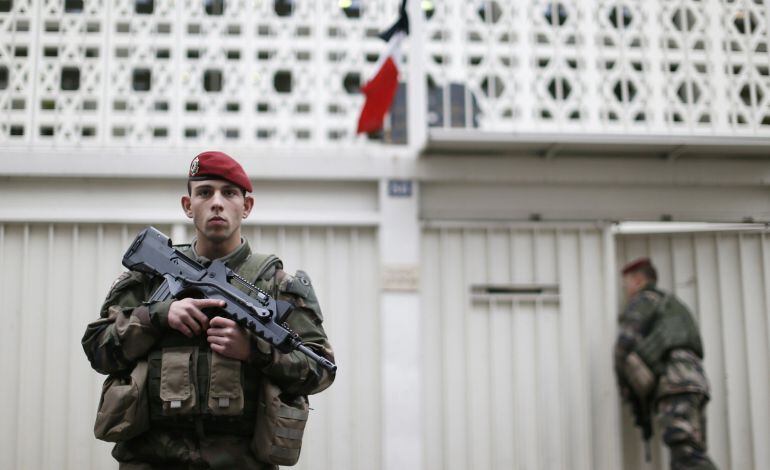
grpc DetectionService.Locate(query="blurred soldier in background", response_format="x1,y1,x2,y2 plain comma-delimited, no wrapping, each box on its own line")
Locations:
614,257,717,470
82,151,335,469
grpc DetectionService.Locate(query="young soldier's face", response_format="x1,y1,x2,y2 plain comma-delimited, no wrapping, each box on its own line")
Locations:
622,271,646,300
182,180,254,244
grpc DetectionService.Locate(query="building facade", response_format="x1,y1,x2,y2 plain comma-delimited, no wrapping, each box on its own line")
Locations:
1,1,769,469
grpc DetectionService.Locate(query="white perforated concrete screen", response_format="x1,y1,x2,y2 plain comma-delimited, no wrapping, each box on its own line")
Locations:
0,223,380,470
0,0,403,147
424,0,770,134
4,1,770,147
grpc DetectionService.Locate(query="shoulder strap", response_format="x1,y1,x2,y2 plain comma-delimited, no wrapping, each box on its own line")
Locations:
175,244,193,256
238,253,282,285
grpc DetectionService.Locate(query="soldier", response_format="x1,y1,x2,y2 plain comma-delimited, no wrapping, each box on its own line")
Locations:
614,257,717,470
82,151,335,469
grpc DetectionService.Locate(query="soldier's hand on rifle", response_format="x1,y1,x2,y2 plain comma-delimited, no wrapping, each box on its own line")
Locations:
206,316,251,361
168,298,222,337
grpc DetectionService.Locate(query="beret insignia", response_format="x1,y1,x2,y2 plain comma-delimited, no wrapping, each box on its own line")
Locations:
189,156,200,176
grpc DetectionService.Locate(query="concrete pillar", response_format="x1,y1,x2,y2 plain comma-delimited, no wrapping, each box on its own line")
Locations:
379,178,423,470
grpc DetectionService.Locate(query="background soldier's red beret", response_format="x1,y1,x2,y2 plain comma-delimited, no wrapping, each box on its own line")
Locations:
621,257,653,275
188,151,253,193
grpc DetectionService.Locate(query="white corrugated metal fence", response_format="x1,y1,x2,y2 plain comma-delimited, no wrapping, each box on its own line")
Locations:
2,220,767,470
421,224,621,470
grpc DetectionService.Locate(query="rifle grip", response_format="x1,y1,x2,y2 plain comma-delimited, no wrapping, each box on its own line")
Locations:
149,279,172,302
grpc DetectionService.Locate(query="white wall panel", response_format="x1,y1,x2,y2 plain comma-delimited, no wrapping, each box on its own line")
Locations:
617,231,770,470
421,224,619,470
421,181,770,223
0,178,379,226
0,222,379,470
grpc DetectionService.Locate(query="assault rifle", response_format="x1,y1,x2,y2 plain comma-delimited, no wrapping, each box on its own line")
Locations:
122,226,337,373
631,394,653,462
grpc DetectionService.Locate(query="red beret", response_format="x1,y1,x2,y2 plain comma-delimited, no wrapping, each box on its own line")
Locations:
188,151,252,193
621,257,653,275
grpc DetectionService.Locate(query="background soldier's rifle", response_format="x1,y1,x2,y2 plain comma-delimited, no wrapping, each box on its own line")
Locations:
631,394,653,462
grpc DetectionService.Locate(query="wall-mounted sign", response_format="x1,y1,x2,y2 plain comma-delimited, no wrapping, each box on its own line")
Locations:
381,264,420,292
388,179,413,198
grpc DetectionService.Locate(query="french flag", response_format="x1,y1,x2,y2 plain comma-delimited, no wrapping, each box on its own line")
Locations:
356,0,409,134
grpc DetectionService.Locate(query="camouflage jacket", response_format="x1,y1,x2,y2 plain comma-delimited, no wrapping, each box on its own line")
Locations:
614,284,709,400
81,238,335,466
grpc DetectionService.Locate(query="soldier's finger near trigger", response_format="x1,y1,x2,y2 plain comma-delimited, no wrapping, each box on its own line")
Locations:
189,308,209,329
193,298,226,308
182,314,202,335
176,322,194,338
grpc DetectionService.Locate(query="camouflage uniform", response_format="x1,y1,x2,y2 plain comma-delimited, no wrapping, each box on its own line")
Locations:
82,239,335,469
614,284,717,470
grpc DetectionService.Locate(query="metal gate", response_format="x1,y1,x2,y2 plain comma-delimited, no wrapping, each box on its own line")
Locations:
422,223,770,470
0,222,381,470
617,229,770,470
421,223,621,470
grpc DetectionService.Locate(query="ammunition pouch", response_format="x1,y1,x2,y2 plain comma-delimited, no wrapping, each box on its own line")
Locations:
158,346,199,416
93,360,150,442
207,352,245,416
146,345,257,436
252,380,310,466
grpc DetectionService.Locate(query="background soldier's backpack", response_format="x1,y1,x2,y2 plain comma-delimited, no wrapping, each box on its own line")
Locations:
635,294,704,375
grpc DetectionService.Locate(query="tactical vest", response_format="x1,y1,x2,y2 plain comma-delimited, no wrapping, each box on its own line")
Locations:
146,247,281,435
635,292,704,375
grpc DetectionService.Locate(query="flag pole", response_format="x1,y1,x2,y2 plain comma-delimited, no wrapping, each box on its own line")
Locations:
406,0,427,154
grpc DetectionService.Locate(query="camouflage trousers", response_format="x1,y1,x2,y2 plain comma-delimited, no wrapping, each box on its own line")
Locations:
656,393,718,470
112,428,277,470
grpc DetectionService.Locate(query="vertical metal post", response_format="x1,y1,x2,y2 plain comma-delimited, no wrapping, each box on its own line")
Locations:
407,0,427,154
602,224,623,470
